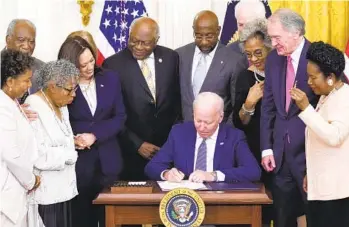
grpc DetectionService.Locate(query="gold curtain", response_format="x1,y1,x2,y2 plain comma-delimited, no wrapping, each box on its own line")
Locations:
268,1,349,51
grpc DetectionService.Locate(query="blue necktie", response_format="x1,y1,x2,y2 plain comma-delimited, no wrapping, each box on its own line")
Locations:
195,139,207,171
192,54,207,97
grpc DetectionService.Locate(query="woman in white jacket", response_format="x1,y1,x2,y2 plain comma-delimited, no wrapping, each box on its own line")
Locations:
0,50,41,227
26,60,80,227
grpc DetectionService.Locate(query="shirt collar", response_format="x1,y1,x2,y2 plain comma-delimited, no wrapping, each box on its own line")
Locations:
290,37,305,63
194,42,219,59
196,125,220,141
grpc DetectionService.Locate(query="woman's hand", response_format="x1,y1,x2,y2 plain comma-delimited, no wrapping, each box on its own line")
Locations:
290,88,310,111
245,81,264,109
76,133,96,149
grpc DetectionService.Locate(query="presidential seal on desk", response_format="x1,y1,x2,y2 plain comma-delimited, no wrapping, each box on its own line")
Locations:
159,188,205,227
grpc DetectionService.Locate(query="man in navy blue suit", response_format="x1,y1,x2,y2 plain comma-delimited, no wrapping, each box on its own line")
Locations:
145,92,260,183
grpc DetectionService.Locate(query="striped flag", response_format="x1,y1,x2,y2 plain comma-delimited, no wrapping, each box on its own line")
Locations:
220,0,272,45
95,0,147,65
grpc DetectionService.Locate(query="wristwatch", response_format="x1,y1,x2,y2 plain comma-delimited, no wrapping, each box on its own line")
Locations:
211,171,218,182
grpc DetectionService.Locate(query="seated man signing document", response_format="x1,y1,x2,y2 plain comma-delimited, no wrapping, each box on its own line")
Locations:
145,92,261,183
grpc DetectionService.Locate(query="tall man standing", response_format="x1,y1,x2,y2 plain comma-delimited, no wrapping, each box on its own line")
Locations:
103,17,181,180
260,9,319,227
5,19,44,97
176,10,246,122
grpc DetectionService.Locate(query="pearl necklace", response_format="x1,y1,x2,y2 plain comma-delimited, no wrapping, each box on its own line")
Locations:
40,90,72,137
253,69,265,83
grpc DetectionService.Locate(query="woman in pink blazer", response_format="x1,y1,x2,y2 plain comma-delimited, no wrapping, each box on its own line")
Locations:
290,41,349,227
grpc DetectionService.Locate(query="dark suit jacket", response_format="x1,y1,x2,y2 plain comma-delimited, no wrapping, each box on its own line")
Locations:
227,41,249,67
103,46,181,180
145,122,261,182
260,39,319,177
176,42,247,122
68,68,126,188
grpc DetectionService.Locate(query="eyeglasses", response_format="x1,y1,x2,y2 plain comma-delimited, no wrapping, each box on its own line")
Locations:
193,33,217,41
57,85,78,95
245,49,264,59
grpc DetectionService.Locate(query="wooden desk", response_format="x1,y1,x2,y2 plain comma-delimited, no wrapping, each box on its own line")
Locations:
93,183,272,227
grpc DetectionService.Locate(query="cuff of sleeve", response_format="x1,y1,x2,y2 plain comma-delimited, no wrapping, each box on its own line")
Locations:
216,171,225,182
160,170,168,180
298,104,315,121
262,149,273,158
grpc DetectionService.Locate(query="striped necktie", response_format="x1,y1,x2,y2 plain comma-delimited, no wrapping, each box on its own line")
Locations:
195,139,207,171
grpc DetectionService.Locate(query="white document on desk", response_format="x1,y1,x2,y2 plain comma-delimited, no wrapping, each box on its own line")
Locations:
157,180,208,191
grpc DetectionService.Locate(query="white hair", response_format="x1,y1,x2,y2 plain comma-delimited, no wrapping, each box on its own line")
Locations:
193,92,224,115
6,19,36,37
235,0,266,21
129,17,160,38
270,8,305,36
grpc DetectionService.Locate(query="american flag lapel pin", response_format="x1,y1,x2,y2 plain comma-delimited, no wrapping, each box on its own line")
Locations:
221,61,224,64
220,142,224,145
101,84,104,87
159,58,162,63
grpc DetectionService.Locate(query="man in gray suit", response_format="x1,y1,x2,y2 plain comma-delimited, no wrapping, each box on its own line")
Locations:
176,10,246,122
227,1,266,66
4,19,44,97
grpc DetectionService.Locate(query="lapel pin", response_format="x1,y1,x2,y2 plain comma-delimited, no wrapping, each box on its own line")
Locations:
220,61,224,64
159,58,162,63
101,84,104,87
220,142,224,145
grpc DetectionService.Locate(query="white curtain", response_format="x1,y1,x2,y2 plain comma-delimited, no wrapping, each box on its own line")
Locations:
0,0,229,62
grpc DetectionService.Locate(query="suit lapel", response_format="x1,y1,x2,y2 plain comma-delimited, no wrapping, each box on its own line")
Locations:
154,47,165,106
213,125,226,170
94,73,107,117
200,44,225,92
186,124,197,174
183,44,196,102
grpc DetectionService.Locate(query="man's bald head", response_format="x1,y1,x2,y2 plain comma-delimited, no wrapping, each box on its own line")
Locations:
128,17,159,60
192,11,221,54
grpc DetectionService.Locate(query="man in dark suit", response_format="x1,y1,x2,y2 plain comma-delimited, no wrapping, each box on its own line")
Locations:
103,17,181,181
260,9,319,227
145,92,260,183
176,10,246,123
226,1,267,67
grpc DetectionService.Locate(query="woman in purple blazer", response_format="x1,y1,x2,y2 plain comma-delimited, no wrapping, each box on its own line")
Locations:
58,36,126,227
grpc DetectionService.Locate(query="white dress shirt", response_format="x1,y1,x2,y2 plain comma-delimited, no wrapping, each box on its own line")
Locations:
80,79,97,116
193,126,225,181
137,53,156,86
262,37,305,158
191,44,219,84
25,95,78,205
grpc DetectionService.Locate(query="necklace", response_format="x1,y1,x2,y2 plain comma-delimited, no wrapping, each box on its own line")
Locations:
253,69,265,83
80,78,94,92
316,82,344,112
80,79,96,112
40,90,72,137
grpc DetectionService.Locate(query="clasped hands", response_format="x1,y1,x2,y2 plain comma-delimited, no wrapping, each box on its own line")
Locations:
163,168,214,183
74,133,96,150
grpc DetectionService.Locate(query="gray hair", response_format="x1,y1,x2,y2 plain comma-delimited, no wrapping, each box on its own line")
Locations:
35,60,79,90
193,92,224,115
270,8,305,36
239,18,272,50
6,19,36,37
235,0,266,21
129,17,160,38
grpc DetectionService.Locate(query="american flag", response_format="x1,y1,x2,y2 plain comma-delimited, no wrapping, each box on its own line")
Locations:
97,0,147,64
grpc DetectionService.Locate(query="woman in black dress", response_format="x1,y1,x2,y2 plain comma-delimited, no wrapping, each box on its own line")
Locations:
233,18,272,163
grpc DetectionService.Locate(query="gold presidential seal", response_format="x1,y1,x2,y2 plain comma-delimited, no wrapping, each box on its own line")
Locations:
159,188,205,227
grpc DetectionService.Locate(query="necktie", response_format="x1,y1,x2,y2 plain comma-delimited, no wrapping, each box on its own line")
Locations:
285,56,296,112
141,60,156,101
195,139,207,171
19,91,29,104
192,54,207,97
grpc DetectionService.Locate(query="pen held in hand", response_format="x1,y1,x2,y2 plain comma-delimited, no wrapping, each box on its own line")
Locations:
293,80,298,89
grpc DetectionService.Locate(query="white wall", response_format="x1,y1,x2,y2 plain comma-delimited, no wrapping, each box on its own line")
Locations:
0,0,228,61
